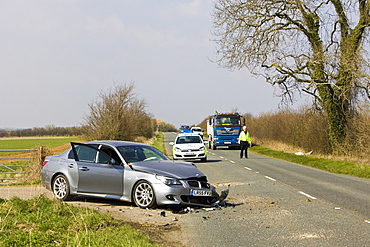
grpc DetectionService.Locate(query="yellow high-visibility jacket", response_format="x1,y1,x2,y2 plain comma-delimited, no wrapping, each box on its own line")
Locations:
238,131,251,143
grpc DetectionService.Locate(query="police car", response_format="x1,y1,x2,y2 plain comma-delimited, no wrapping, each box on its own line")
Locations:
170,133,207,162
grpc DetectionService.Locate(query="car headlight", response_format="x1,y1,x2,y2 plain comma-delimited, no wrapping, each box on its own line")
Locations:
174,147,181,152
199,146,205,151
155,175,182,186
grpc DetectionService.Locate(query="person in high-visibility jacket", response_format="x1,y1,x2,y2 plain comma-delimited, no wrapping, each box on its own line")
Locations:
238,126,251,158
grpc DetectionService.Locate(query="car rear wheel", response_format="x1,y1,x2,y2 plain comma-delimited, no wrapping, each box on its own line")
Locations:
133,181,157,209
52,174,73,201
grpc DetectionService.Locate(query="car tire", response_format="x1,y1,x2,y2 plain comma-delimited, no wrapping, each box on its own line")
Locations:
52,174,73,201
201,157,207,162
212,143,217,150
133,181,157,209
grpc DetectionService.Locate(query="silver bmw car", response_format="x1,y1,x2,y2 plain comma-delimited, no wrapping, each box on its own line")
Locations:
41,141,218,208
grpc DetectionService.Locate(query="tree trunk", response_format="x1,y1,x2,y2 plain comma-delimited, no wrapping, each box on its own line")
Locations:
317,83,348,150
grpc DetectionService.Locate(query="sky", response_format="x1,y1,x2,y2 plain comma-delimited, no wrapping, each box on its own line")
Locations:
0,0,308,129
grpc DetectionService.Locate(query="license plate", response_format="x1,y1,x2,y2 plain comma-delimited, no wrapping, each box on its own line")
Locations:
190,189,212,196
224,142,231,144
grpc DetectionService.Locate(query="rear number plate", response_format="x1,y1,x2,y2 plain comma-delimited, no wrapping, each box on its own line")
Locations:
190,189,212,196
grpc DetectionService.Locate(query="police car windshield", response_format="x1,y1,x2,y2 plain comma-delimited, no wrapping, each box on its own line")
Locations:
176,136,202,144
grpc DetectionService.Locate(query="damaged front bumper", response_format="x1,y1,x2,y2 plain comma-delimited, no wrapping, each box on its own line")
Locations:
153,180,219,207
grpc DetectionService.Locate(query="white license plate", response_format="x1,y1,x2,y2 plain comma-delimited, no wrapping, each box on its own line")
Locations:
190,189,212,196
224,142,231,144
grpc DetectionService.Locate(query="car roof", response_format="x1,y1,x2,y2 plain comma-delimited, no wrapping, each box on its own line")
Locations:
176,133,202,137
83,140,149,147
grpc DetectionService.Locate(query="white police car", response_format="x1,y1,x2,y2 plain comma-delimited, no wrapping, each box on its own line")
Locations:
170,133,207,162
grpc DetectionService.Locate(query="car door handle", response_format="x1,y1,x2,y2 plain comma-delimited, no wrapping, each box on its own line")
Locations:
68,164,74,168
79,167,90,171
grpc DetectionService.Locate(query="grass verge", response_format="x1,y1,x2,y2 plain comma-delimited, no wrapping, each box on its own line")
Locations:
0,195,160,247
152,132,165,154
250,145,370,179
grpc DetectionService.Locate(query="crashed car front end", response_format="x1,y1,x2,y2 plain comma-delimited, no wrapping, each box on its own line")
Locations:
127,160,219,207
150,175,219,207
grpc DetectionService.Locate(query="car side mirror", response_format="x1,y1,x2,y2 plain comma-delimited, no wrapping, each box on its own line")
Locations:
169,142,174,146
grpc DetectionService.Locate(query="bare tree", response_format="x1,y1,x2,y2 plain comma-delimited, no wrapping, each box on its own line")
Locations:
83,83,154,141
213,0,370,150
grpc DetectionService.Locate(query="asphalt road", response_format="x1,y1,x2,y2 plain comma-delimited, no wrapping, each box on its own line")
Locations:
164,132,370,247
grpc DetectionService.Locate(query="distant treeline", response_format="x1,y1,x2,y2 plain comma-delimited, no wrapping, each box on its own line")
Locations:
0,126,83,137
0,121,179,139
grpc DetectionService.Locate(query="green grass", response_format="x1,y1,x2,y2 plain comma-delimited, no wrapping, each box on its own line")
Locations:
0,195,160,247
0,137,82,156
152,132,165,154
250,145,370,179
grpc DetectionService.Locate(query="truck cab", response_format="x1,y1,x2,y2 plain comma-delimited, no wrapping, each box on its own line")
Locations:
207,112,242,150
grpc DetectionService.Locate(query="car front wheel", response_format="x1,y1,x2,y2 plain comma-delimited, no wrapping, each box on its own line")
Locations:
52,174,73,201
133,181,157,209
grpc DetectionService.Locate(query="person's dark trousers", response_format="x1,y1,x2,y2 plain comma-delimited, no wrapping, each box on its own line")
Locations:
240,141,249,158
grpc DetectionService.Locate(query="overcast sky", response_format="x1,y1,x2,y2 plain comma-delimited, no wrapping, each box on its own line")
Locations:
0,0,307,129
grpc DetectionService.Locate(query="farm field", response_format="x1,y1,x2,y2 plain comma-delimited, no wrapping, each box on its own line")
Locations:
0,137,84,184
0,137,82,156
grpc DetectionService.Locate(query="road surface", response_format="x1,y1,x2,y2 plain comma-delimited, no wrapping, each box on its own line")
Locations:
164,132,370,247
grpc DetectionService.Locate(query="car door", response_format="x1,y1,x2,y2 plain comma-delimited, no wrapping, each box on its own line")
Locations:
71,143,124,195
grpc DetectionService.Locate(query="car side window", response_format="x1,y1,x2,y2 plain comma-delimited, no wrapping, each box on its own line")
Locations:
68,150,75,159
98,146,121,165
76,145,98,163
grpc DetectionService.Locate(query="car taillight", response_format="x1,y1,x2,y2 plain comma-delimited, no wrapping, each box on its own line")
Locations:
42,160,48,167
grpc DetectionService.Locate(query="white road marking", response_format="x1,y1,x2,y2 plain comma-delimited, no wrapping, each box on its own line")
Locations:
265,176,276,181
244,167,252,170
220,156,224,159
365,220,370,224
299,191,317,200
230,160,235,163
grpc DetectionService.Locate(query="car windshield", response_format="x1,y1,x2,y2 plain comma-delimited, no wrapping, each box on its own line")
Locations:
117,145,169,163
176,135,202,144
